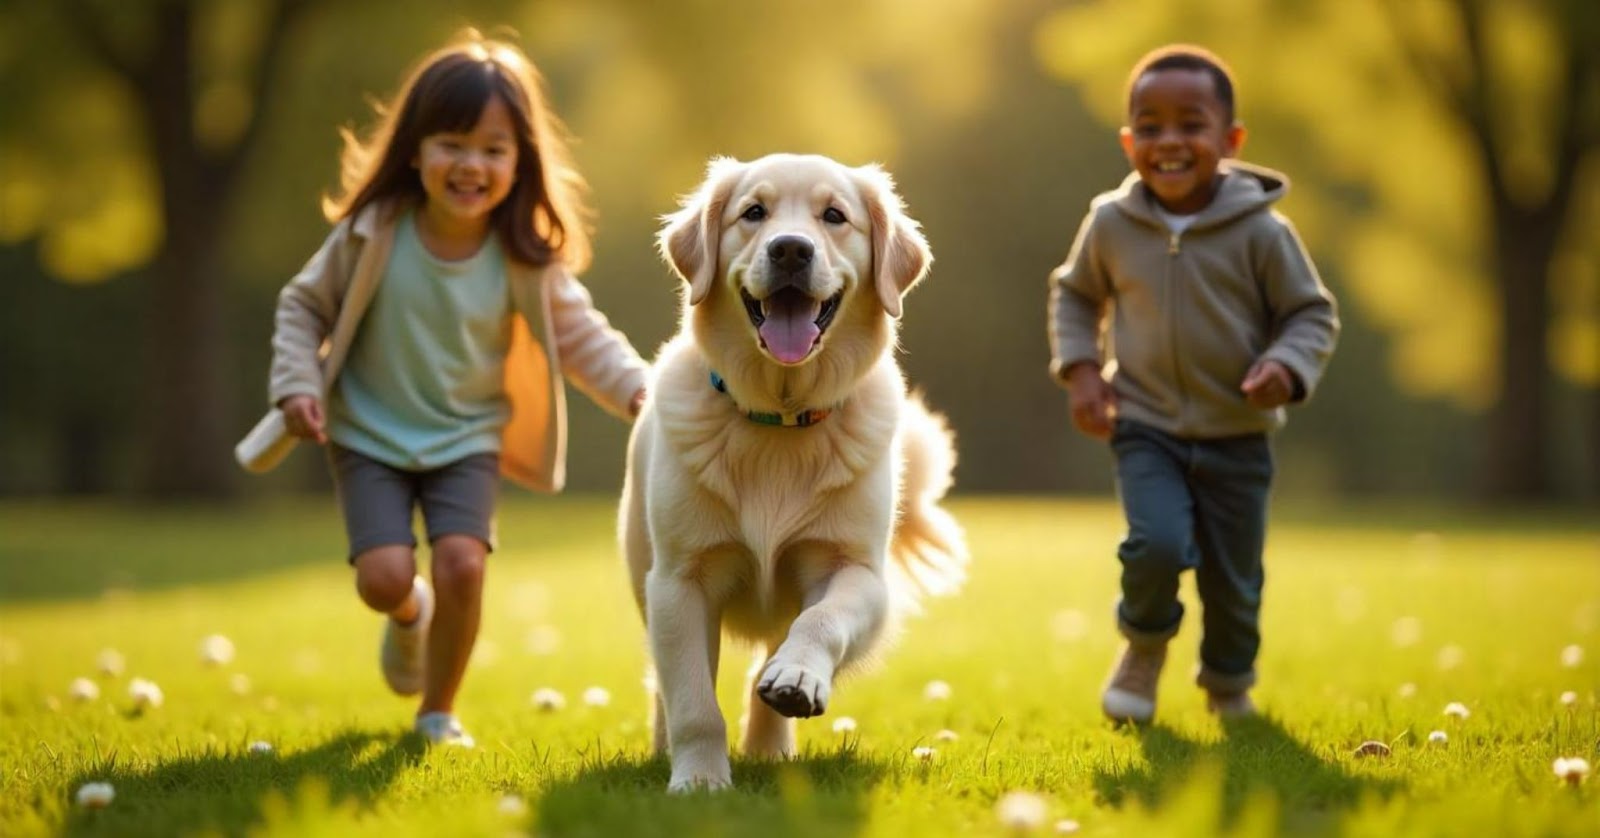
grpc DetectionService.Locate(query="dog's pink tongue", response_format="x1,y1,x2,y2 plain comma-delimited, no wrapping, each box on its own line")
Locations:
758,294,822,364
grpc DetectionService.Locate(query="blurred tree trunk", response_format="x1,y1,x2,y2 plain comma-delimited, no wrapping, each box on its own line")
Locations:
1389,0,1599,499
65,0,308,497
1485,203,1558,499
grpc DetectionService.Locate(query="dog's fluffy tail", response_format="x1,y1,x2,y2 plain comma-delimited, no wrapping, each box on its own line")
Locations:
887,394,969,614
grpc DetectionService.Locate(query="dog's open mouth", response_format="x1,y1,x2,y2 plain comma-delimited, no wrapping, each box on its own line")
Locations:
741,286,842,364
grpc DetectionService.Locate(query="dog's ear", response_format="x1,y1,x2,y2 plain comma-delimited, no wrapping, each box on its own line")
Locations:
856,164,931,319
659,157,743,306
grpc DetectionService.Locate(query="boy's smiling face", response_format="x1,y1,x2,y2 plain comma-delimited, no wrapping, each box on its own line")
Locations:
1120,68,1245,214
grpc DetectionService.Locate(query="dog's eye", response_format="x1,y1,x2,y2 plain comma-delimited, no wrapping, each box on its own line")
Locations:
822,207,847,225
740,204,767,222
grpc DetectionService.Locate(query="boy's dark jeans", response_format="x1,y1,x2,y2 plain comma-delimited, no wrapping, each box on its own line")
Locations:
1111,418,1273,693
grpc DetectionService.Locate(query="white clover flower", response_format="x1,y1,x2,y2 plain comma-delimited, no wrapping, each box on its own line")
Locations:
1396,682,1417,699
248,741,273,754
935,729,960,742
1443,701,1470,720
1552,757,1590,786
581,686,611,707
1435,644,1465,671
498,794,528,817
1055,819,1082,834
530,687,566,712
1558,691,1578,706
923,680,952,701
1390,617,1422,648
199,634,235,667
128,678,163,710
1559,644,1583,668
470,638,501,669
96,649,125,678
995,790,1048,831
912,746,937,762
1050,609,1089,642
291,649,321,675
831,716,858,734
69,677,100,702
526,625,562,656
229,673,252,695
1427,730,1448,744
1335,587,1366,623
75,782,115,808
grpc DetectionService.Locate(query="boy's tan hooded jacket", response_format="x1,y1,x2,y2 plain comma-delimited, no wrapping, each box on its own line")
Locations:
235,202,648,491
1049,162,1339,438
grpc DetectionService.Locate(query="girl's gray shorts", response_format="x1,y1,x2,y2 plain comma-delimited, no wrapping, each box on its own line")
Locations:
328,445,500,562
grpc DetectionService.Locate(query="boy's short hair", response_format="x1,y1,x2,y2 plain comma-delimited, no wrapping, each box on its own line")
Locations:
1126,44,1237,125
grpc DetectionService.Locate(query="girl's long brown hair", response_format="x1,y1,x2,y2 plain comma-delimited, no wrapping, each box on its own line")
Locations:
322,29,593,271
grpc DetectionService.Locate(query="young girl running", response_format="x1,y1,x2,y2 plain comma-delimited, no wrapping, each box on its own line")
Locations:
236,30,649,747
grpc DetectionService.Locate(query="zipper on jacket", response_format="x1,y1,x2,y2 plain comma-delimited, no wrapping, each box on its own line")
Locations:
1165,232,1189,430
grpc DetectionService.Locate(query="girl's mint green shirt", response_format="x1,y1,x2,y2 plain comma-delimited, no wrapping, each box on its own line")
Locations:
328,210,513,470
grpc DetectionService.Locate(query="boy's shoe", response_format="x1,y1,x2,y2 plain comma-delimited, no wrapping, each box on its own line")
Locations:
381,576,433,696
414,711,475,748
1206,689,1257,718
1102,641,1167,723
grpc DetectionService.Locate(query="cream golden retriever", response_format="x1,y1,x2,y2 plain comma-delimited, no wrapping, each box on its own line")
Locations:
620,153,968,792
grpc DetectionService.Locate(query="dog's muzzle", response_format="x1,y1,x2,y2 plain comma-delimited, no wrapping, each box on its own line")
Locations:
741,234,841,365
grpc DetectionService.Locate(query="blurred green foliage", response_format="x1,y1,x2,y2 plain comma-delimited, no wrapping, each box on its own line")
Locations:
0,0,1594,498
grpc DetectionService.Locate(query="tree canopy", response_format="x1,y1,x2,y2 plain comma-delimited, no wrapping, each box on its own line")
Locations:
1,0,1593,498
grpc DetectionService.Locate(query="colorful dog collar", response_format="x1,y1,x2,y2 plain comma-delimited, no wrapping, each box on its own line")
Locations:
710,371,835,427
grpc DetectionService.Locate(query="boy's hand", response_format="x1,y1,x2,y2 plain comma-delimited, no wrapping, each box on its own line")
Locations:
1064,363,1117,440
628,386,647,419
279,394,327,444
1241,360,1294,409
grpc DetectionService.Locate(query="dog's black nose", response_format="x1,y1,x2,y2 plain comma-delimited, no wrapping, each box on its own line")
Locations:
766,235,814,273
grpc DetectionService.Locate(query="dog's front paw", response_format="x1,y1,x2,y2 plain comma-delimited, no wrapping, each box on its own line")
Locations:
757,663,831,718
667,741,733,793
667,768,733,794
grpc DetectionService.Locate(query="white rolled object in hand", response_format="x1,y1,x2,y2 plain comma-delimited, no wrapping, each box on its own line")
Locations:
234,409,297,473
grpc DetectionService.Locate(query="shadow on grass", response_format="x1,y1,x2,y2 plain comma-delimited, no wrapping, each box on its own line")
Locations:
536,747,884,838
1093,715,1405,834
64,729,423,837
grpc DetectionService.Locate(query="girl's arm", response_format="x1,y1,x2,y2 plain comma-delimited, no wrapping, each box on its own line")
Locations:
547,269,650,420
268,221,360,407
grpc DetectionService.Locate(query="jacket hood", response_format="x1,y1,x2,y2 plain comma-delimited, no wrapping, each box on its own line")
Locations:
1111,160,1289,231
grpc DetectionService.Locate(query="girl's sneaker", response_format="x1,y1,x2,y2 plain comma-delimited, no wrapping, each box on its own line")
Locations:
415,711,475,748
382,576,433,696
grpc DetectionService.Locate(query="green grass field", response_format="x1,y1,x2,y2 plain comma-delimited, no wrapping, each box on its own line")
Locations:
1,496,1595,836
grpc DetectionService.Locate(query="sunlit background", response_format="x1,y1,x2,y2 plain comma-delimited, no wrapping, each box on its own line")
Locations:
2,0,1595,502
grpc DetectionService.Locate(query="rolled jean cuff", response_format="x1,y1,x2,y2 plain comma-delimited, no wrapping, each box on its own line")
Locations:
1116,602,1181,648
1195,665,1256,694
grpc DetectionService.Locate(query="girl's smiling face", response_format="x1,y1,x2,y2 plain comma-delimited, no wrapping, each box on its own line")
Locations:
414,93,519,237
1120,68,1245,214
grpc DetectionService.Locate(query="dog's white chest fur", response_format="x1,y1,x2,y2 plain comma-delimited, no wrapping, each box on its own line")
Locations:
646,337,901,570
